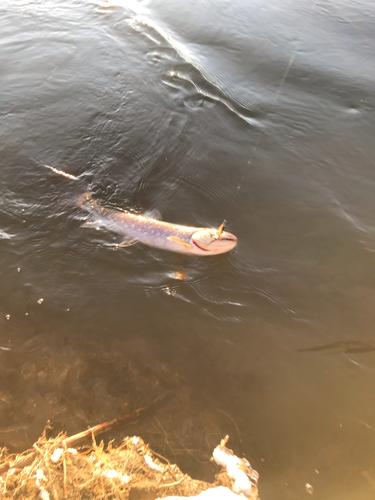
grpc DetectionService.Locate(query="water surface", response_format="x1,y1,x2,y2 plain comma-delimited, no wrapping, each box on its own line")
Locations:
1,0,375,498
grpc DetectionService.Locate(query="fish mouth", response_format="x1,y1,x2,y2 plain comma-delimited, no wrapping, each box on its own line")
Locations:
192,235,237,251
220,233,237,242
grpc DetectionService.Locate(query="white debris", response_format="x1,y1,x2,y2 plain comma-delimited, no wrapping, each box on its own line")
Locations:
50,447,77,463
100,468,131,483
132,437,139,445
158,486,247,500
103,469,118,479
38,489,50,500
144,454,163,471
212,436,258,499
305,483,314,494
50,448,63,463
35,469,50,500
36,469,47,482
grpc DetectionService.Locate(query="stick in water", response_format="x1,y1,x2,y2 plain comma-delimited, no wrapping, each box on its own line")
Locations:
44,164,79,180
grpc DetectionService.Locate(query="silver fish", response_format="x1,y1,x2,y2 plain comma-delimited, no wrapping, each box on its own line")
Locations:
78,192,237,256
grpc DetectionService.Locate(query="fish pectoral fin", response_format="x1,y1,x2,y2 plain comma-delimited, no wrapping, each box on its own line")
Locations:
167,236,192,248
116,238,139,248
143,209,162,220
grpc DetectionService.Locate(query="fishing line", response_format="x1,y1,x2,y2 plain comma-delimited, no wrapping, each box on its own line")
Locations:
222,0,318,227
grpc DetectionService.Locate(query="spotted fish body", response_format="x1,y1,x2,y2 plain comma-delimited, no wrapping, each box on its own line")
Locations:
78,192,237,256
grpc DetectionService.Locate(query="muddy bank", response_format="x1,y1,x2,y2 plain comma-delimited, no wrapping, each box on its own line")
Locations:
0,315,249,483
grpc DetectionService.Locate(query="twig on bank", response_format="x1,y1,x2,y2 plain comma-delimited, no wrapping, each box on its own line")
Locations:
158,474,186,489
0,404,149,476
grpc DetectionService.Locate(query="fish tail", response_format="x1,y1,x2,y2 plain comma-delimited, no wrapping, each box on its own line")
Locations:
77,191,93,208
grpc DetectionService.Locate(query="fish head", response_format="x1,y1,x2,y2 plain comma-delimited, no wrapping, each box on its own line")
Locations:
192,228,237,254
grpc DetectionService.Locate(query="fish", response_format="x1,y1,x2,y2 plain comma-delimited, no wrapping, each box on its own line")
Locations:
78,192,237,256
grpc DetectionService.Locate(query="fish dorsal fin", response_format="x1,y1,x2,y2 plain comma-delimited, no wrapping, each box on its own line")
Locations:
143,209,162,220
167,236,192,248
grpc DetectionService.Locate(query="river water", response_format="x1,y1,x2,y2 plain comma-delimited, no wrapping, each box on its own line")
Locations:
1,0,375,498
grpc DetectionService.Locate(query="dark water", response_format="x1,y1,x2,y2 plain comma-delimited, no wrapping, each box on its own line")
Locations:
1,0,375,497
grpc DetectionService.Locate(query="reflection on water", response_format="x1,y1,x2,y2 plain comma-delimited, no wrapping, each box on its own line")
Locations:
1,0,375,498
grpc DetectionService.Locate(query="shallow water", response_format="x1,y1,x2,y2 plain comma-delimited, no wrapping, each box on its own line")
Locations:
1,0,375,498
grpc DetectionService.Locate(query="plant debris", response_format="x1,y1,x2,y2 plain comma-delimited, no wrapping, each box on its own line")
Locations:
0,417,259,500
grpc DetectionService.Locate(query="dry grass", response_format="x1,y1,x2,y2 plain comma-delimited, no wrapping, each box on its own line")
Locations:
0,433,221,500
